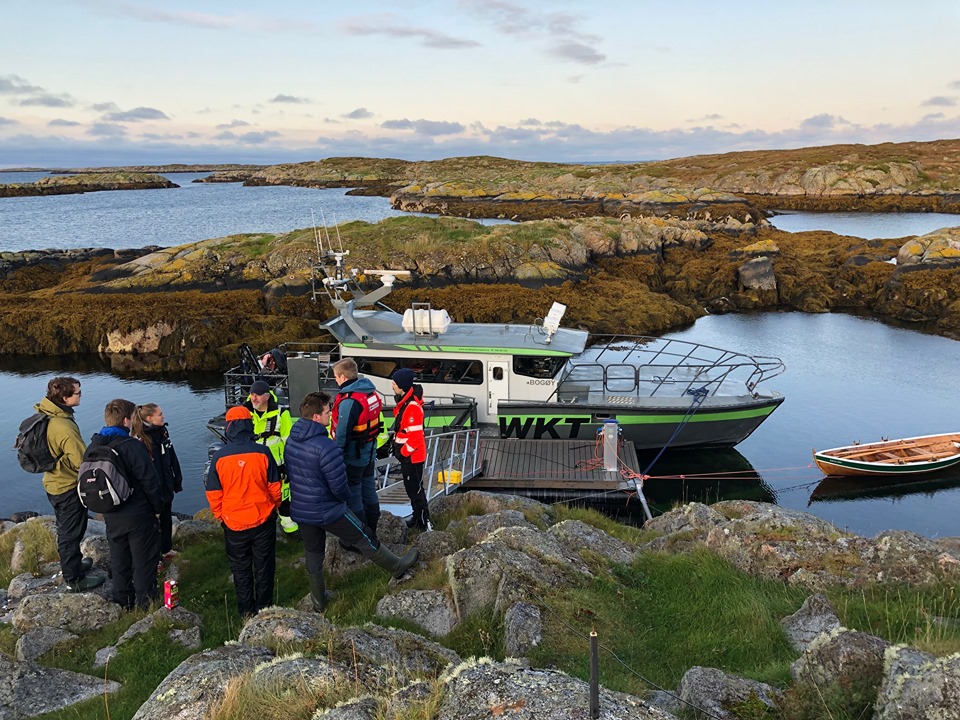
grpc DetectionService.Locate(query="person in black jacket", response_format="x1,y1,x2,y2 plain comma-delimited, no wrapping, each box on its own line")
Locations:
93,398,164,610
131,403,182,561
285,392,419,613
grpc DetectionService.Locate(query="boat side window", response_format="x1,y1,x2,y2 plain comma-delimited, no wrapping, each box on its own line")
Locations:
357,359,398,379
358,358,482,384
513,356,564,379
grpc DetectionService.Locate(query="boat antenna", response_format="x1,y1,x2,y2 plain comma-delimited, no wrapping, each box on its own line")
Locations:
311,209,324,256
331,212,345,254
319,208,333,249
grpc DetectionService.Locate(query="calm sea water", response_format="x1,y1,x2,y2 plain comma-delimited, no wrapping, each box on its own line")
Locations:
0,172,417,251
2,180,959,538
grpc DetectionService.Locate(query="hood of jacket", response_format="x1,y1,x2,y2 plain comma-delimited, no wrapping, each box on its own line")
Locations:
338,376,377,395
35,396,75,420
225,417,256,443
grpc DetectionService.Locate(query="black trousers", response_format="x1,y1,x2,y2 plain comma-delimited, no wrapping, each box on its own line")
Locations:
223,514,276,617
105,513,160,609
300,510,380,576
159,499,174,555
400,459,430,529
47,489,89,584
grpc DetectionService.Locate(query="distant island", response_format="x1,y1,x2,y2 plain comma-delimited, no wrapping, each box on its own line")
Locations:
0,163,262,174
0,172,178,198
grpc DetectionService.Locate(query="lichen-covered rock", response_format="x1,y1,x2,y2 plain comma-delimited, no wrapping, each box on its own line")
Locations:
0,652,122,718
334,623,460,681
14,627,77,661
116,606,202,647
131,643,274,720
678,666,780,719
314,696,380,719
375,589,458,637
446,509,538,544
547,519,640,567
503,602,542,658
780,594,842,652
237,606,333,650
446,542,566,620
435,658,675,719
413,529,461,561
643,501,727,539
12,591,122,634
738,256,777,292
430,491,554,527
897,227,960,266
791,628,890,691
485,525,593,578
874,646,960,720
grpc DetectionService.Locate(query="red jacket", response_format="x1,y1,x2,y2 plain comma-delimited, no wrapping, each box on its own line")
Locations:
393,388,426,463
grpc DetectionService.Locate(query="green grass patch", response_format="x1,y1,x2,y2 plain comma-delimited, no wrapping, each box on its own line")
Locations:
0,520,58,586
827,584,960,657
528,549,806,695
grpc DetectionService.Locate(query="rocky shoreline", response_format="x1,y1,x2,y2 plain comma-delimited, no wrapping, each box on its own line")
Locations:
0,172,178,198
2,492,959,719
0,214,957,372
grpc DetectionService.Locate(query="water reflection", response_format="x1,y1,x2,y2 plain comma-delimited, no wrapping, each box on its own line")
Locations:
808,468,960,505
640,448,777,516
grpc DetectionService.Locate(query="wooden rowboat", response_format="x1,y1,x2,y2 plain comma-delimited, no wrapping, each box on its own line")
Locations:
813,432,960,477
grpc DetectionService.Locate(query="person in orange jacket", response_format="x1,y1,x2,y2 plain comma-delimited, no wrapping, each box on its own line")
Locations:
391,369,430,530
205,406,282,617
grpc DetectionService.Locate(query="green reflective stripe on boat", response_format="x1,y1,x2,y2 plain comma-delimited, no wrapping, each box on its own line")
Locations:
391,344,571,356
615,406,778,424
815,456,960,473
498,405,777,424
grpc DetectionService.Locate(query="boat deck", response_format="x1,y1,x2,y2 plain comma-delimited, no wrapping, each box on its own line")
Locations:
377,438,641,518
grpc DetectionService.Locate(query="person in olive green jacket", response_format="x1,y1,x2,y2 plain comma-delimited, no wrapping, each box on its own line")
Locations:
36,376,104,592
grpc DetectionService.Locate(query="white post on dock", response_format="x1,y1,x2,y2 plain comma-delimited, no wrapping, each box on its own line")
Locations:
601,419,618,472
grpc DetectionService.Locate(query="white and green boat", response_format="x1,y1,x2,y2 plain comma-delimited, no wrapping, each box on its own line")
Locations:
221,248,786,450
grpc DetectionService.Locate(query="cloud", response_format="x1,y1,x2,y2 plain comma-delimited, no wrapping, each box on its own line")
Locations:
48,119,82,127
381,119,465,135
461,1,606,65
88,123,128,138
688,114,724,123
214,130,281,144
269,94,310,104
922,96,957,107
340,14,480,49
0,116,18,126
0,75,43,95
215,119,251,129
518,118,542,126
18,94,74,108
102,107,170,122
108,4,309,32
799,113,851,130
548,41,605,65
344,107,373,119
91,102,120,112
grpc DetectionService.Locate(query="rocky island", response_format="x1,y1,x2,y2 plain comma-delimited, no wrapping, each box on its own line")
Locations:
0,172,178,198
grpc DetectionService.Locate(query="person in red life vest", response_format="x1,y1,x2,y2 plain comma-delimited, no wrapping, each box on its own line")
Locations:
330,358,383,543
391,368,430,530
205,406,282,618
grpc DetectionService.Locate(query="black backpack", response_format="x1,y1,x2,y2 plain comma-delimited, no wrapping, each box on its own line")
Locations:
77,438,134,513
15,412,61,474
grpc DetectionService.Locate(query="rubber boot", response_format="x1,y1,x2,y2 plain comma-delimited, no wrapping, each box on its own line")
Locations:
370,544,419,579
307,573,336,613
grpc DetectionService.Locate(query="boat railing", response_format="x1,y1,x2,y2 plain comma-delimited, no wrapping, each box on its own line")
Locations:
555,335,785,400
376,427,482,501
220,341,340,410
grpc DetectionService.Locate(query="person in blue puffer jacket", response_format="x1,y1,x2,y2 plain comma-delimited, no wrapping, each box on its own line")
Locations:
284,391,419,613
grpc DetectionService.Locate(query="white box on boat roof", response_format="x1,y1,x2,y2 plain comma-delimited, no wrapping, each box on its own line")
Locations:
402,308,451,335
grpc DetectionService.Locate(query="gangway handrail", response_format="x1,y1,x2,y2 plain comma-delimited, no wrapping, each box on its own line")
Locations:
376,427,482,510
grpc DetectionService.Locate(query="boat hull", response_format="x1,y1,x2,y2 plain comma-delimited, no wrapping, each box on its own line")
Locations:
813,432,960,477
494,394,784,450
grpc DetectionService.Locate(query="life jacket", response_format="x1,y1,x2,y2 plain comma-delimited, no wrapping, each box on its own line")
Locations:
331,389,383,446
393,387,426,463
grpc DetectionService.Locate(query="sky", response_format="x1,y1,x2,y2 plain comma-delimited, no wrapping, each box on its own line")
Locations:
3,0,960,168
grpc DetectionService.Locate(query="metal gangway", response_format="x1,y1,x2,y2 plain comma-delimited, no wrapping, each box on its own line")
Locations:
375,427,482,520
